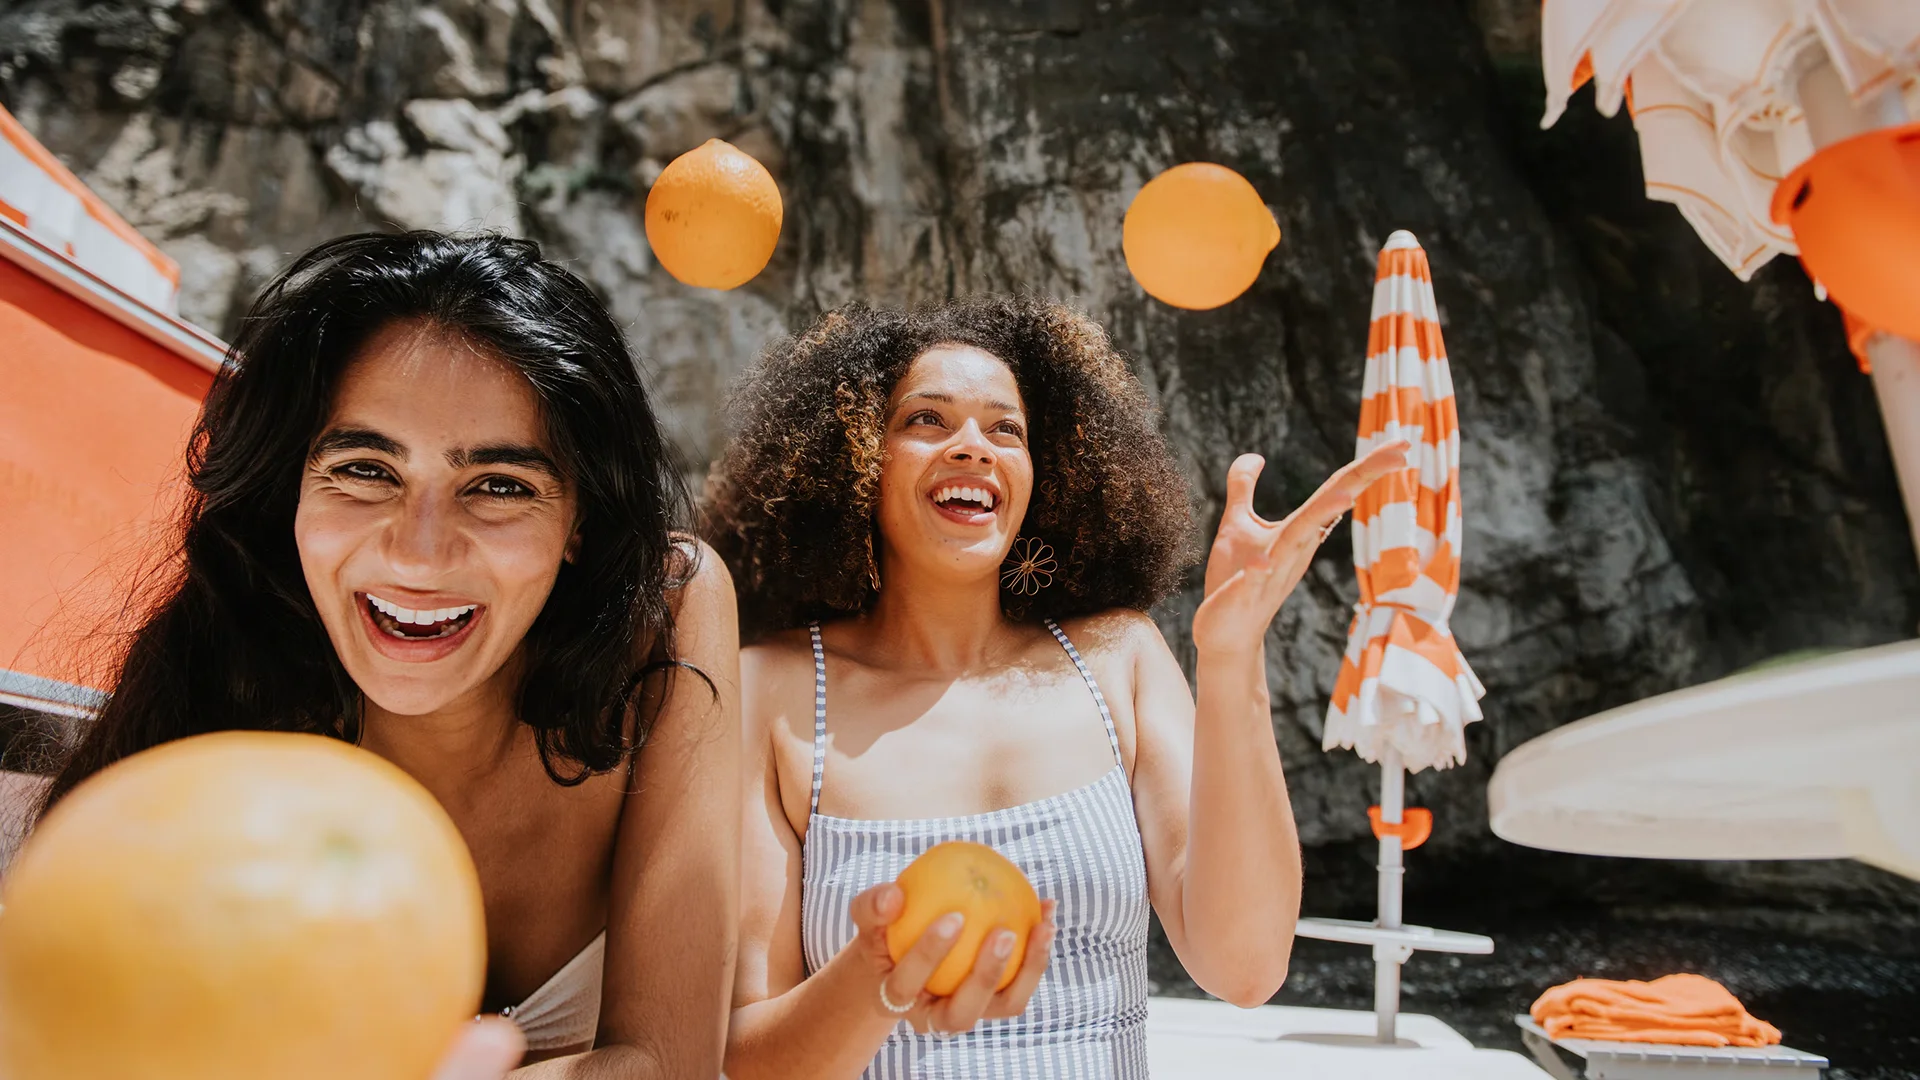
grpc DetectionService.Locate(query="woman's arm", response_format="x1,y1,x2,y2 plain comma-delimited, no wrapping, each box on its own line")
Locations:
1132,446,1408,1008
724,644,1055,1080
724,642,903,1080
1126,613,1300,1009
512,542,744,1078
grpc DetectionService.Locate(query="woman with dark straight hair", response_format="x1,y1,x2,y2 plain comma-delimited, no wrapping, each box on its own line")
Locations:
32,231,741,1077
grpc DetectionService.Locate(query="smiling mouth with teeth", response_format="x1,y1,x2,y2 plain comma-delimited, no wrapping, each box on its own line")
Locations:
931,484,998,513
364,594,479,640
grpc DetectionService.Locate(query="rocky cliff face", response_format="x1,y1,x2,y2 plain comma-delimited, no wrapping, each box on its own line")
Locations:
6,0,1918,914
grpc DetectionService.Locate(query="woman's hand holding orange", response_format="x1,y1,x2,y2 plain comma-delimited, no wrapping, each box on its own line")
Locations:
846,883,1058,1035
1192,442,1411,656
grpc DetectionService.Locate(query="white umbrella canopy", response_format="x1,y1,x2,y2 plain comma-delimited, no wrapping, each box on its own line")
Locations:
1519,2,1920,886
1540,0,1920,280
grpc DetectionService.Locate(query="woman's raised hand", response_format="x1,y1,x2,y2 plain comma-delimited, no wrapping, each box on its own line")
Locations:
847,883,1058,1035
1192,443,1411,656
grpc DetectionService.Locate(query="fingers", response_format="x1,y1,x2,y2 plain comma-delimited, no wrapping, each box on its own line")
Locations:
430,1017,525,1080
1350,440,1412,485
929,926,1018,1032
986,903,1057,1019
884,911,965,1006
1223,454,1266,519
1294,440,1412,528
849,883,905,932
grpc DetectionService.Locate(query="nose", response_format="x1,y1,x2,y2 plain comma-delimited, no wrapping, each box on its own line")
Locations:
944,419,998,466
383,492,463,582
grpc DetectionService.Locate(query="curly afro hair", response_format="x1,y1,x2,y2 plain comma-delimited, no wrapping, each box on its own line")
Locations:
700,295,1197,641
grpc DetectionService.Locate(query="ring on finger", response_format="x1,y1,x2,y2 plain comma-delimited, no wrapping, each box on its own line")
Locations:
877,978,916,1015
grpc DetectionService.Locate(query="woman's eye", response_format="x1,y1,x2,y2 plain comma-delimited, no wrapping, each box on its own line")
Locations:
994,422,1026,440
906,411,944,427
332,461,392,483
472,476,534,499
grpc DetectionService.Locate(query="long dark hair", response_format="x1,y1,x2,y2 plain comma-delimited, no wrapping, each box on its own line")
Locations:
40,231,692,811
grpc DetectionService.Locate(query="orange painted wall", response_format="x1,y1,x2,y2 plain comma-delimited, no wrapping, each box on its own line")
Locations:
0,263,211,686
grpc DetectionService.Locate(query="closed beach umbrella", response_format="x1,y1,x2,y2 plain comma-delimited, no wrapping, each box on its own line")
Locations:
1301,230,1491,1047
1325,230,1484,774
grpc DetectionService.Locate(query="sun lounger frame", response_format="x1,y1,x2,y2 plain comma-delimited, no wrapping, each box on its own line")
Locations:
1515,1016,1827,1079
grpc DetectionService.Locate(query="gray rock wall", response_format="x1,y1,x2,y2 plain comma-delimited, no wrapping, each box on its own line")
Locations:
6,0,1917,913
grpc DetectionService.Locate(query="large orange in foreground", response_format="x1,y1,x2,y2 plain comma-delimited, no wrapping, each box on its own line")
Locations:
645,137,784,290
0,732,486,1080
886,840,1042,997
1123,162,1281,310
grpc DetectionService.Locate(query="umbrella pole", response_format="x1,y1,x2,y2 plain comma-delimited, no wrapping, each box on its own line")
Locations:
1796,61,1920,571
1374,747,1406,1044
1866,335,1920,570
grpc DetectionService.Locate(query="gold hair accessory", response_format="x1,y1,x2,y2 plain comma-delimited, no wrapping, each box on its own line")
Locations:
1001,536,1058,596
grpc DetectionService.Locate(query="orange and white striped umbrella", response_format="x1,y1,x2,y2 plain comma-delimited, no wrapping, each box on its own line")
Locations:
1324,231,1485,773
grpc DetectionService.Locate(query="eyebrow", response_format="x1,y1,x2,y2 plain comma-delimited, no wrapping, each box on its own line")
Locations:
309,427,404,461
450,444,565,480
897,390,1024,413
310,427,565,481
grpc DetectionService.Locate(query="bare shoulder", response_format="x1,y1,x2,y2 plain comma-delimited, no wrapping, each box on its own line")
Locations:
742,626,813,682
741,627,817,744
1055,608,1167,664
665,535,737,619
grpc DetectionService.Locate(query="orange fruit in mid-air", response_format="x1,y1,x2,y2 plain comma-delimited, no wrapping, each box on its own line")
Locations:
1122,162,1281,310
645,137,784,290
886,840,1043,996
0,731,487,1080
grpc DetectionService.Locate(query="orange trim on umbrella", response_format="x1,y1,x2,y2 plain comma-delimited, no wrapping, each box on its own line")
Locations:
1375,246,1436,284
1571,51,1595,94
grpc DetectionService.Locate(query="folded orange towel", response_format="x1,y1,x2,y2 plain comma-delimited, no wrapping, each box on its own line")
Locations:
1530,974,1783,1048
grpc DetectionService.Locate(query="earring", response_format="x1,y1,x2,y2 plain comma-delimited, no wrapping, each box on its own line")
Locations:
1001,536,1058,596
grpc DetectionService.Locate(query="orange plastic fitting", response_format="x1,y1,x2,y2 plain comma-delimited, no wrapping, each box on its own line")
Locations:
1368,806,1433,850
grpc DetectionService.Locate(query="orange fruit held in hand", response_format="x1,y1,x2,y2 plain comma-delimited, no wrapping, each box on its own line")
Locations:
644,137,784,290
0,732,487,1080
1122,162,1281,310
886,840,1043,997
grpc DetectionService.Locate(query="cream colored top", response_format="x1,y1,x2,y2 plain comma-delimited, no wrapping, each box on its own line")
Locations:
503,931,606,1051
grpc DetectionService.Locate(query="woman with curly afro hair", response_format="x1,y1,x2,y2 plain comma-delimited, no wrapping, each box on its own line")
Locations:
706,295,1406,1079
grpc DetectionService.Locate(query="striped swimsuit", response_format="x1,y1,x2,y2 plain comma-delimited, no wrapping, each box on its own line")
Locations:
800,620,1151,1079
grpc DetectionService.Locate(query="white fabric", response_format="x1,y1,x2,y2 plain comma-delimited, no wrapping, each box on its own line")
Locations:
502,931,606,1052
1540,0,1920,279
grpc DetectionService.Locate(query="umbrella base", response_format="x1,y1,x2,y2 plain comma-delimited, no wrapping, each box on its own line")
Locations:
1296,917,1495,958
1296,917,1495,1045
